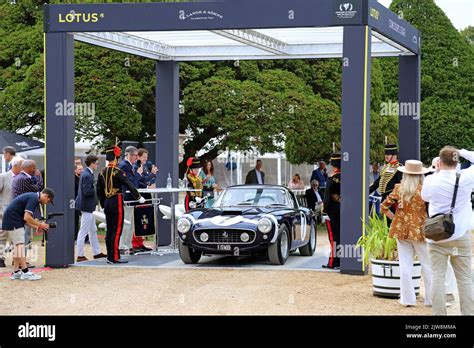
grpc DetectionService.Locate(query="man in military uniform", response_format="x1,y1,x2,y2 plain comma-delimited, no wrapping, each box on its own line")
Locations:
369,144,402,224
322,153,341,269
96,145,144,264
184,157,203,212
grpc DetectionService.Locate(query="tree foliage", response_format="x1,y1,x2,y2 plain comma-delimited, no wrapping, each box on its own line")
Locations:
460,26,474,45
380,0,474,163
1,0,471,168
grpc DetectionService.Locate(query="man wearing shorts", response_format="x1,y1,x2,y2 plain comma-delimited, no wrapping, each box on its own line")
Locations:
2,189,54,280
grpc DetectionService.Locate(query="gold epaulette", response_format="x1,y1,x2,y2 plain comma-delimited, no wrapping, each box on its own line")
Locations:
378,163,399,194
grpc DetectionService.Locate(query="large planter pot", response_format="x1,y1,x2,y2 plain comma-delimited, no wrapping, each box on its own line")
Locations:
370,259,421,298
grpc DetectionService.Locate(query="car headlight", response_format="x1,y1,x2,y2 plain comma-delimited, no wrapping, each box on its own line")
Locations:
258,218,272,233
240,232,250,242
177,218,192,233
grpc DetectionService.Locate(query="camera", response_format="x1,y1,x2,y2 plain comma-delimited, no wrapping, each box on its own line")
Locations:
41,212,63,243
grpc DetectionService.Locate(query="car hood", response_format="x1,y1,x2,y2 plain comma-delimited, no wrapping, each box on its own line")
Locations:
187,206,288,229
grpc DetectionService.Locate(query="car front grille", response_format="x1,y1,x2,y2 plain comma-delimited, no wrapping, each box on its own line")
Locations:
193,229,256,244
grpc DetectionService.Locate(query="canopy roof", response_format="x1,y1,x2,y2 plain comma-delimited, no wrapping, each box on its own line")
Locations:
0,130,44,153
74,27,413,61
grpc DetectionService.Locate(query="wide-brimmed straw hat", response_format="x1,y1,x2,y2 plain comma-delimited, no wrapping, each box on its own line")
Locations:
398,160,430,175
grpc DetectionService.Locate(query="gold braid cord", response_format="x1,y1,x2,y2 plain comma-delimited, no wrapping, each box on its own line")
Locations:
187,173,203,197
102,167,119,198
378,163,399,194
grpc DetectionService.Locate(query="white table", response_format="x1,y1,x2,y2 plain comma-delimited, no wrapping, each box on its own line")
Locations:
136,187,201,253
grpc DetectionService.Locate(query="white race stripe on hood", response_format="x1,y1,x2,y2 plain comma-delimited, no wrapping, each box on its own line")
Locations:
196,215,258,226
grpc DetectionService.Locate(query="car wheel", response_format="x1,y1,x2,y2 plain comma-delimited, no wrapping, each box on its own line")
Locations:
268,225,290,265
179,241,202,264
299,220,316,256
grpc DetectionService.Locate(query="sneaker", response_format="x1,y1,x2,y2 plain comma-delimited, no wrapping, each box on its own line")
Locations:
10,271,22,280
20,271,41,281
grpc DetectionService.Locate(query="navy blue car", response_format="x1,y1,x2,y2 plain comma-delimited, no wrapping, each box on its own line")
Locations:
176,185,317,265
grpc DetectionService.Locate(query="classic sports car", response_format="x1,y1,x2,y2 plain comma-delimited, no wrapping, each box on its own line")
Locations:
176,185,316,265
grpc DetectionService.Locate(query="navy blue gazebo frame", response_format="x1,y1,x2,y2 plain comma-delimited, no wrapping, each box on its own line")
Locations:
43,0,421,274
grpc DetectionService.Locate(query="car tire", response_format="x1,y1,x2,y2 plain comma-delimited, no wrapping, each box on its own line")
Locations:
179,241,202,264
299,220,317,256
268,225,290,265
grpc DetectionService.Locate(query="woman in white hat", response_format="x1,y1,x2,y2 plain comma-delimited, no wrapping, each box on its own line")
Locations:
381,160,432,307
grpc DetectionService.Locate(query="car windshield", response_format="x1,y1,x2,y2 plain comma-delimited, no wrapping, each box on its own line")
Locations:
215,188,289,207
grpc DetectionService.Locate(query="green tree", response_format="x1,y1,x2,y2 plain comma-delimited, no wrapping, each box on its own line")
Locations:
380,0,474,163
0,0,157,145
460,26,474,45
0,0,44,138
0,0,415,167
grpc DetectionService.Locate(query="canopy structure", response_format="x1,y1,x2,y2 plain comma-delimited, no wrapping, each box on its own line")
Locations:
43,0,421,274
0,130,44,153
74,27,414,61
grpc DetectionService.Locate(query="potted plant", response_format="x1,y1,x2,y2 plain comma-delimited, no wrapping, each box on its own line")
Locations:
356,211,421,298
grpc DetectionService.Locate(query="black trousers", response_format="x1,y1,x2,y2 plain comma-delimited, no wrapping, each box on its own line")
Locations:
326,210,340,267
104,194,124,262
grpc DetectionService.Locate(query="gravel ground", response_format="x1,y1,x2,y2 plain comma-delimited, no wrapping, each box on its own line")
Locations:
1,229,472,316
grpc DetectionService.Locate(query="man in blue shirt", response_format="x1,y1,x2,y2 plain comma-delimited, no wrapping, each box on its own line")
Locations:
2,189,54,281
135,148,158,187
310,161,328,196
132,148,158,252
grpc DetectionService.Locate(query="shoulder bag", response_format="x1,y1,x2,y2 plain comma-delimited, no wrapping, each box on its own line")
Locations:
422,173,460,241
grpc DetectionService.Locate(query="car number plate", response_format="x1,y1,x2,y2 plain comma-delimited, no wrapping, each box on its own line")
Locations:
217,245,231,251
